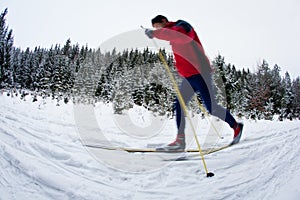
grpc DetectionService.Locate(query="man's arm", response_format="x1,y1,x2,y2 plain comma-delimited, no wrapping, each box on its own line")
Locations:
153,26,194,44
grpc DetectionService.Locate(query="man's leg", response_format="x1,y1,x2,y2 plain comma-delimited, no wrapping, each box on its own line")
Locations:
187,74,236,128
175,78,195,134
157,78,194,151
187,74,243,143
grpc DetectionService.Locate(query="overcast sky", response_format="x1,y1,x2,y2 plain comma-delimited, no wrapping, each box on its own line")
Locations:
1,0,299,78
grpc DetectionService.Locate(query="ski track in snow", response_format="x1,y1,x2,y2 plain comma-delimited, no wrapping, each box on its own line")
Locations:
0,93,300,200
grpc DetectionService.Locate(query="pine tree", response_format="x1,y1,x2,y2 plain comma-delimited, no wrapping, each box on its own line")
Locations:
146,61,175,116
95,49,118,103
231,68,240,115
10,47,21,88
291,77,300,119
225,63,238,111
258,60,273,119
40,47,55,95
113,70,133,114
31,47,43,91
0,8,14,88
280,72,294,120
212,54,227,107
247,60,272,120
212,55,241,112
239,68,252,118
20,48,34,89
269,64,284,116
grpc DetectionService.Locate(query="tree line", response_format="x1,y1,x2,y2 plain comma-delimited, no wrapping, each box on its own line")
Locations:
0,8,299,120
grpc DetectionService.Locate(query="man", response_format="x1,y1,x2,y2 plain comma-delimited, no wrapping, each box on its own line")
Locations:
145,15,243,151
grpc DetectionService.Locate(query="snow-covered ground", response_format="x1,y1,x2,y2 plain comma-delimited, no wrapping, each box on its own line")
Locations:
0,92,300,200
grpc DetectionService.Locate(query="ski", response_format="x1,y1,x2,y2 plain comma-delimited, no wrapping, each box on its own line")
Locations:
166,130,244,161
84,143,232,154
84,144,200,153
164,143,233,161
84,127,243,157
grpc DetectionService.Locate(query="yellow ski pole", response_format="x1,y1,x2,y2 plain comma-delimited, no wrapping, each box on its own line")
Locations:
156,47,214,177
193,96,223,140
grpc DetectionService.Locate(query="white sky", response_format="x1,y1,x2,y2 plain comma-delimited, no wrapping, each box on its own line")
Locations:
1,0,299,78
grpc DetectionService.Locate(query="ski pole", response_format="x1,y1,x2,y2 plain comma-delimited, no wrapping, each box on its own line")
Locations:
142,26,214,177
157,49,214,177
193,96,224,140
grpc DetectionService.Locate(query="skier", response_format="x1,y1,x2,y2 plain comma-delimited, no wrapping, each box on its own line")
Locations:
144,15,243,151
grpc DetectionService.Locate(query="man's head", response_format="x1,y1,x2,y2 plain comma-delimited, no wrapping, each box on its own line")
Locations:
151,15,168,29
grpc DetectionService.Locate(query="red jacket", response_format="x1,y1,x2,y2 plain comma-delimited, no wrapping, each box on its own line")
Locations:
153,20,211,77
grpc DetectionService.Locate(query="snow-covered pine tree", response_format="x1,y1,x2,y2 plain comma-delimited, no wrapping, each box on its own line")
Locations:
269,64,284,116
75,49,99,104
225,63,238,111
239,68,252,118
146,62,175,116
247,60,272,120
111,50,134,114
131,49,148,107
280,72,294,120
258,61,274,120
20,48,34,90
212,54,227,107
31,47,46,92
291,77,300,119
0,8,14,89
95,49,118,103
39,47,56,99
60,39,76,102
10,47,21,89
113,70,134,114
229,66,245,117
212,55,242,114
146,50,177,116
50,45,64,102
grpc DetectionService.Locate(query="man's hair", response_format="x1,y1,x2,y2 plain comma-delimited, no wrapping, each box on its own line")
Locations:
151,15,168,25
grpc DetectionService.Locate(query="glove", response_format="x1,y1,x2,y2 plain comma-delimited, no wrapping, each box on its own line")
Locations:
145,29,154,39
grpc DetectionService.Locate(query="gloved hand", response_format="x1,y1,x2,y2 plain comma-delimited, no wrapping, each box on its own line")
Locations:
145,29,154,39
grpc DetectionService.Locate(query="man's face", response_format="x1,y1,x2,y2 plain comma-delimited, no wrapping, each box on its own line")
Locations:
152,19,167,29
153,23,164,29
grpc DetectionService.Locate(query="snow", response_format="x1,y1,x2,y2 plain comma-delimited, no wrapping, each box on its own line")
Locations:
1,92,300,200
